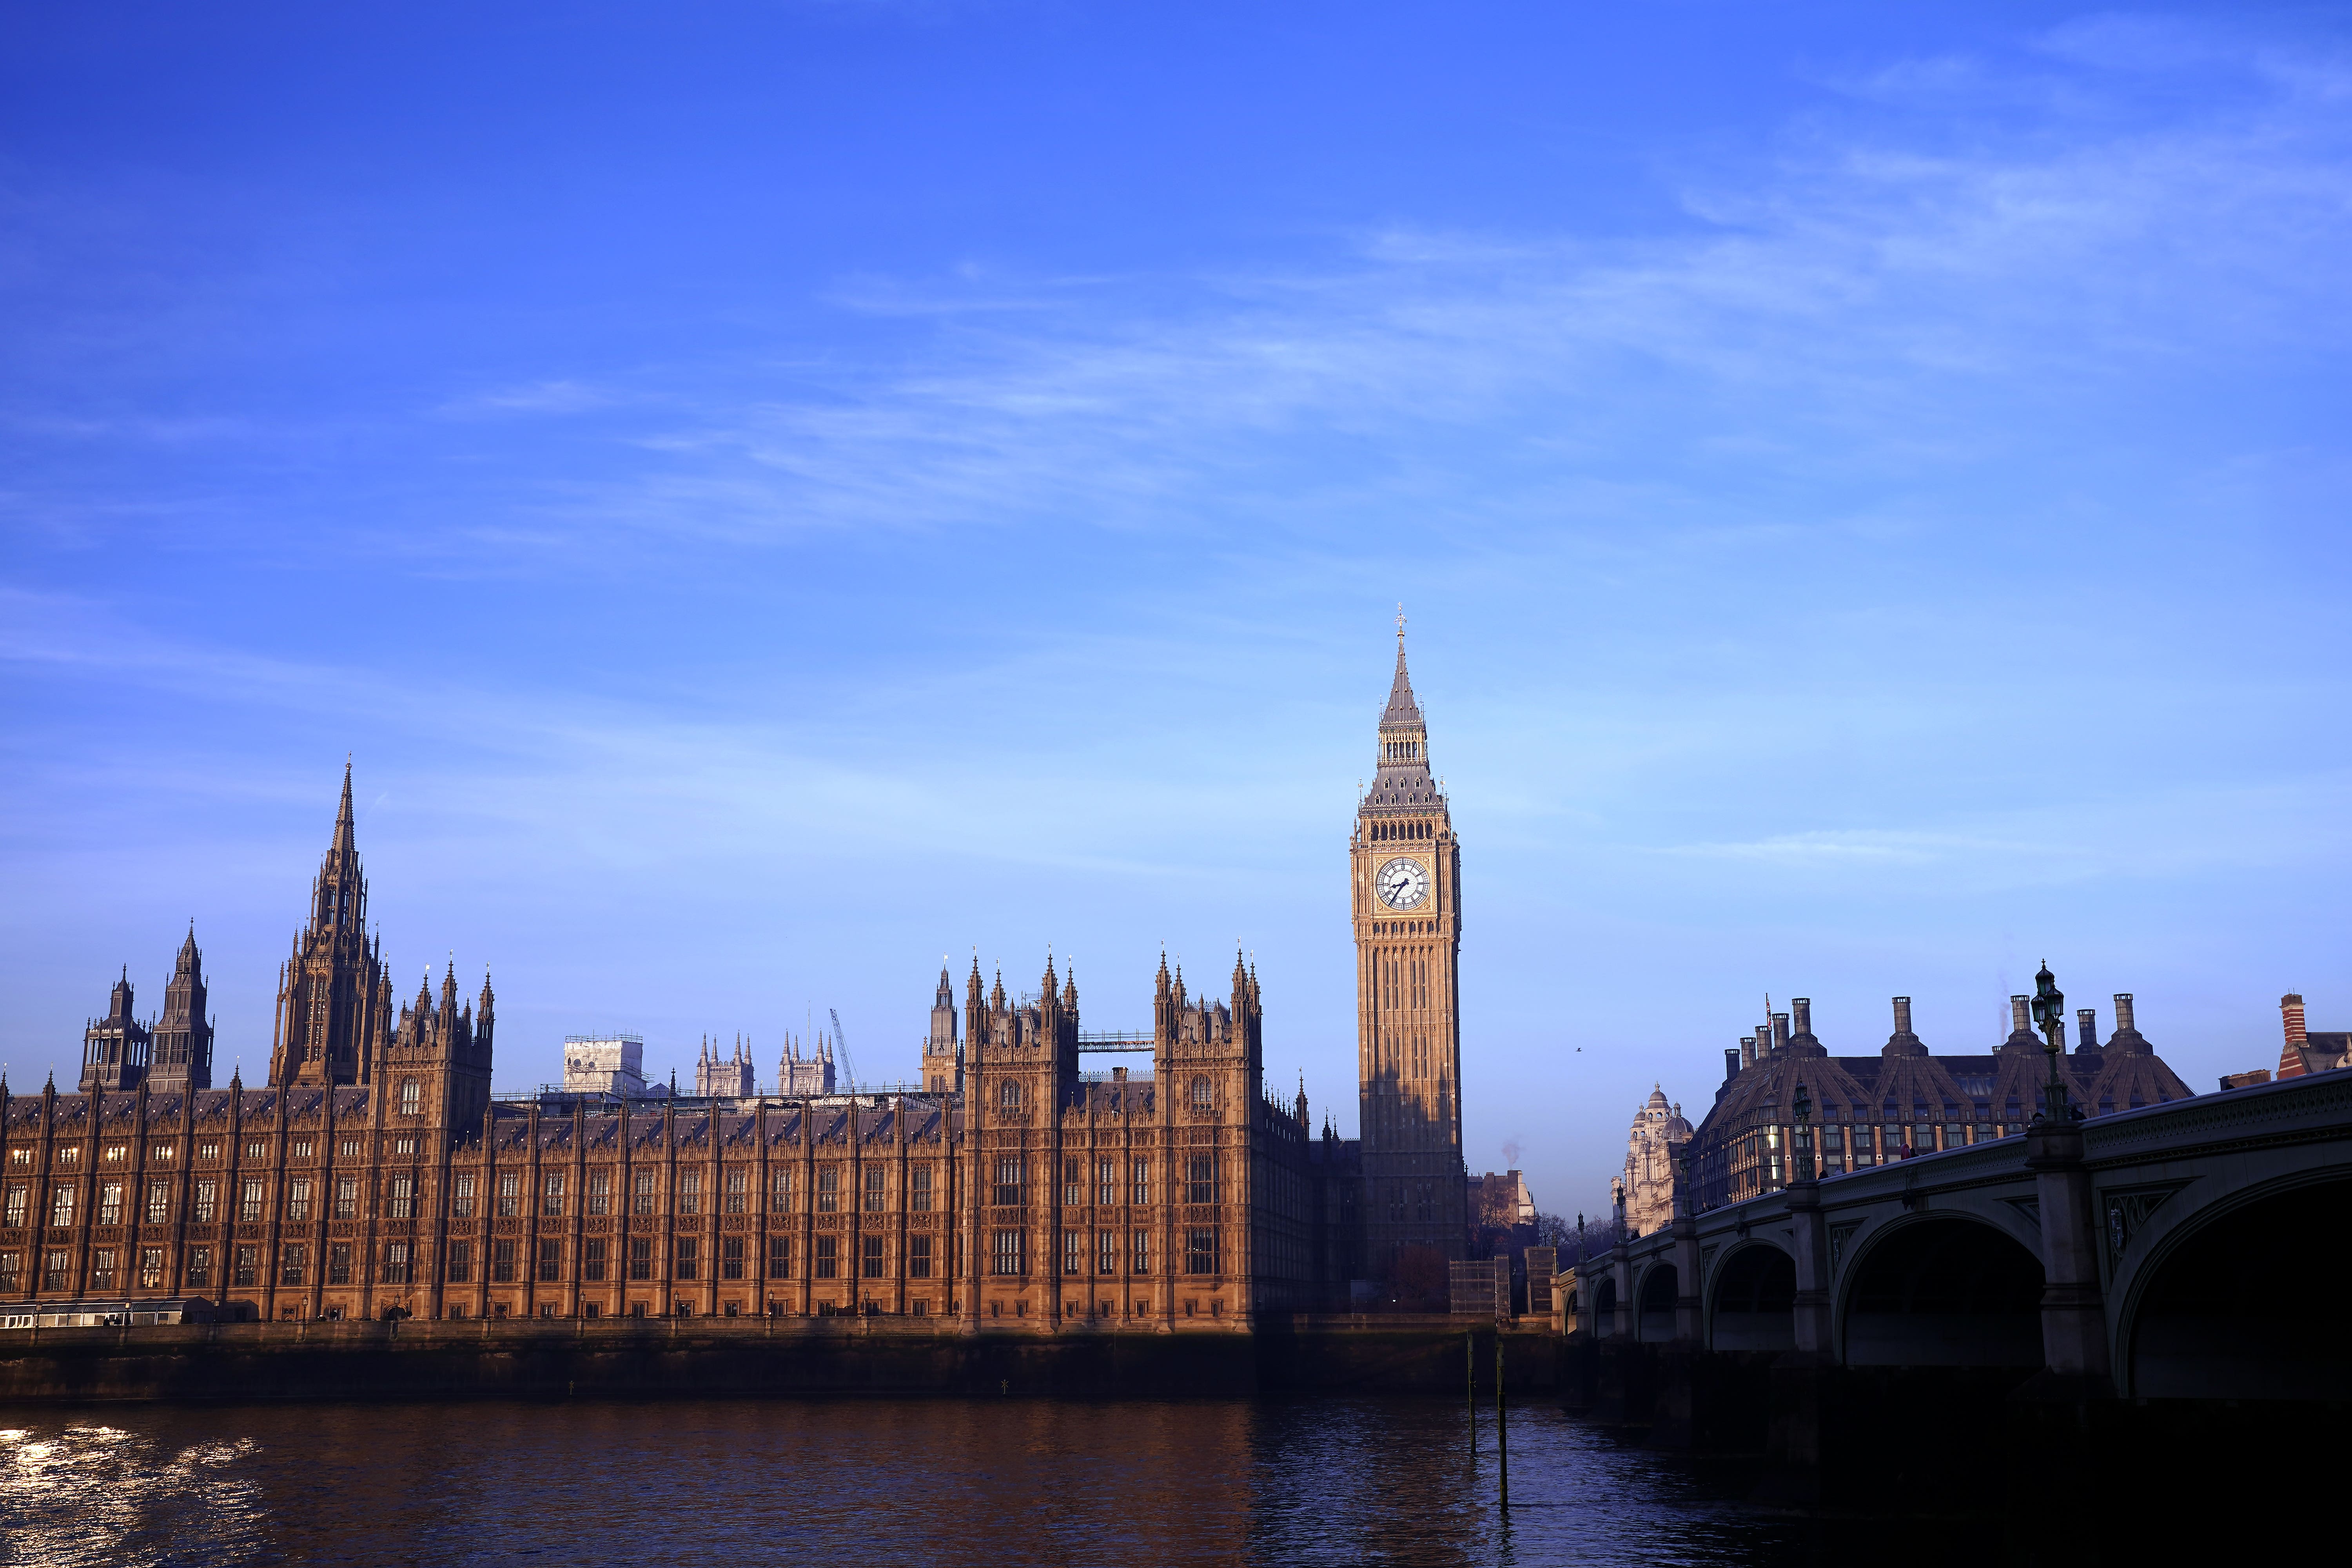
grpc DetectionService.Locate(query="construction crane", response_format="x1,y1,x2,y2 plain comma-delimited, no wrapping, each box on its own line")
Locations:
829,1007,859,1094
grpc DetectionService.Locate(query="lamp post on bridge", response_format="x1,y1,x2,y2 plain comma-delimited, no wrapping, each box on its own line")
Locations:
2022,958,2112,1390
1784,1082,1831,1354
2031,961,2080,1126
1792,1084,1813,1180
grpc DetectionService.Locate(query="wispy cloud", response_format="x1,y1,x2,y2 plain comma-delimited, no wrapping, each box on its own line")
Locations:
459,32,2352,551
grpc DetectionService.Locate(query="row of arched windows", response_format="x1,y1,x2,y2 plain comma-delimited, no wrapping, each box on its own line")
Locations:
1369,819,1432,841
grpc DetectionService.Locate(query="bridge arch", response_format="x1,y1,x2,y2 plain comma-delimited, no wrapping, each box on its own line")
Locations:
1591,1274,1619,1338
1839,1213,2043,1367
1636,1260,1678,1341
1708,1241,1795,1352
2120,1171,2352,1400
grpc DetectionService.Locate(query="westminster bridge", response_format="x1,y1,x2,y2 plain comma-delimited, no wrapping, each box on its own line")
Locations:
1564,1068,2350,1532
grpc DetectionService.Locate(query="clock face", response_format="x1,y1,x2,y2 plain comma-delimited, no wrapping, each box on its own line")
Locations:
1374,856,1430,911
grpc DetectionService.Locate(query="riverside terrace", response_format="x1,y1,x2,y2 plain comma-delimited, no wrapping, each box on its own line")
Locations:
1560,1066,2352,1530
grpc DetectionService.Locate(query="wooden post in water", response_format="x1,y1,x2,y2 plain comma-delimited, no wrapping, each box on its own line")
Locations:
1465,1329,1476,1454
1495,1333,1508,1510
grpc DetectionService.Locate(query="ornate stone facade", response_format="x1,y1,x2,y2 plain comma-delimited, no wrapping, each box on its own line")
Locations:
0,678,1432,1319
1619,1087,1690,1238
1690,992,2194,1210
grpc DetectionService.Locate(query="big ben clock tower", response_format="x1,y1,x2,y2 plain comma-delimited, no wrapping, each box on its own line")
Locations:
1352,616,1466,1272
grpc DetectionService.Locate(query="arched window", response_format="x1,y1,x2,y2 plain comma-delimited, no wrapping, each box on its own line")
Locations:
1190,1076,1213,1111
398,1079,420,1116
999,1081,1022,1111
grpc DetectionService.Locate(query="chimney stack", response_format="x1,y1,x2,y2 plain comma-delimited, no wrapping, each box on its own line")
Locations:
1770,1013,1790,1053
1791,998,1813,1036
2075,1007,2100,1053
1892,996,1913,1035
1740,1035,1756,1070
2113,993,2135,1033
2279,993,2310,1080
1725,1047,1742,1083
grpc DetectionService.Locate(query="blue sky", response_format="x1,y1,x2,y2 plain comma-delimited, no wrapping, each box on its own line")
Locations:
4,3,2348,1215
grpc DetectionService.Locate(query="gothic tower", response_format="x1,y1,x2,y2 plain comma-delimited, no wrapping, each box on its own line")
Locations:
79,967,151,1093
924,963,962,1095
269,763,392,1086
380,961,496,1143
149,925,214,1092
1351,621,1465,1271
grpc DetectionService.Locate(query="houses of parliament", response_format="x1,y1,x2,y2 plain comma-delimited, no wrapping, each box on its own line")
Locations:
0,641,1471,1325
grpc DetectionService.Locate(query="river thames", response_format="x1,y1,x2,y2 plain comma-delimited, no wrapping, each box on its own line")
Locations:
1,1395,1811,1566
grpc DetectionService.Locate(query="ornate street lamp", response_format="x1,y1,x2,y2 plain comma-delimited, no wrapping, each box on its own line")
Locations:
1792,1082,1813,1180
2030,960,2077,1123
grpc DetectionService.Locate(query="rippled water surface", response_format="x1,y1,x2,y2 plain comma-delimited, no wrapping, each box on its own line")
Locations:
2,1397,1809,1566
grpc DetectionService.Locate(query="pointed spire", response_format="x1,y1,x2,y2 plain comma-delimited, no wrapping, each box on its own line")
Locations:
334,757,356,851
1383,608,1423,725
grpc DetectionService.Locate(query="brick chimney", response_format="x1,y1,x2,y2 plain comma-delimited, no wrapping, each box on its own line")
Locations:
1769,1013,1789,1054
2075,1007,2100,1052
1740,1035,1756,1071
2279,993,2309,1080
1725,1047,1742,1083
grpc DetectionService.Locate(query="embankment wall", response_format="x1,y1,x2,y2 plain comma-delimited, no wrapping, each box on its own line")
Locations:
0,1316,1561,1405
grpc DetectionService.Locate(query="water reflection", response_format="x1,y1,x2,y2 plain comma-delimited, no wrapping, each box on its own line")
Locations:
1,1398,1805,1566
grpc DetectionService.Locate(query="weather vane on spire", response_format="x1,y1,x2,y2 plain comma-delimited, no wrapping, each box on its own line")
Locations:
1396,603,1406,641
